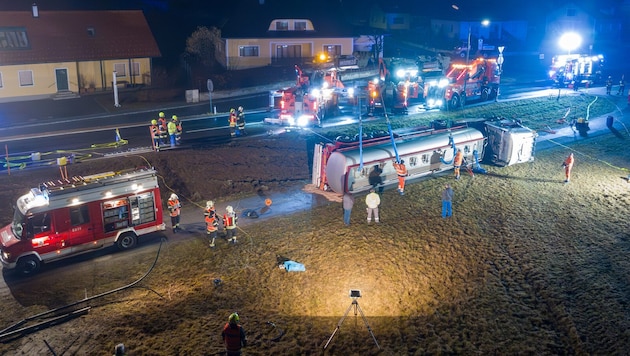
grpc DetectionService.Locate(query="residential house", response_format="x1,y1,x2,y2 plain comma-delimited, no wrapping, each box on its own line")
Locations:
0,5,161,102
218,10,359,70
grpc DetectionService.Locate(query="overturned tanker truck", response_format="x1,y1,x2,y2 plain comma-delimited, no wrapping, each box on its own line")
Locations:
312,119,537,194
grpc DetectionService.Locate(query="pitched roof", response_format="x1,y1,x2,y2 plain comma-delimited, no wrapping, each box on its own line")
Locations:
0,10,161,66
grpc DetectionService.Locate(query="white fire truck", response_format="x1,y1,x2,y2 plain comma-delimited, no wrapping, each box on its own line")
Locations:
0,167,165,275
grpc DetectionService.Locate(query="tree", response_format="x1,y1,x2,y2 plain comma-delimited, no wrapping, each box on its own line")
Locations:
185,26,222,68
367,29,386,63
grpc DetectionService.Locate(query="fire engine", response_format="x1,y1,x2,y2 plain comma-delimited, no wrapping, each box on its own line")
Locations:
0,167,166,275
367,58,422,115
312,119,536,194
424,57,500,110
548,54,604,87
265,65,349,128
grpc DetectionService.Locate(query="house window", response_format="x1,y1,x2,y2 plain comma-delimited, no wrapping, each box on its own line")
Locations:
275,21,289,31
114,63,126,77
239,46,259,57
323,45,341,57
294,21,307,31
131,62,140,76
0,28,30,50
18,70,33,86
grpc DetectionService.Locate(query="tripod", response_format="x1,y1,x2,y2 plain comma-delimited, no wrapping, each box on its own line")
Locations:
323,297,380,350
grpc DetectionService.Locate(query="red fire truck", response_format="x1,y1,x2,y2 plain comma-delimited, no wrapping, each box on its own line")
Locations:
548,53,604,87
0,167,166,275
367,58,422,115
424,57,500,110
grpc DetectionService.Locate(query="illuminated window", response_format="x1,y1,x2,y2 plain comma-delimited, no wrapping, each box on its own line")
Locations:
239,46,259,57
18,70,33,86
323,45,341,57
114,63,126,77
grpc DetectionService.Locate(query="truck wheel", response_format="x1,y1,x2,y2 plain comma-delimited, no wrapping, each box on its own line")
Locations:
448,94,461,110
17,255,41,275
117,233,137,250
481,88,489,101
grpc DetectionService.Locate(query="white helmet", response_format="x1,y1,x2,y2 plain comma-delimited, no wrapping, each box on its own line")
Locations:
170,193,178,200
226,205,234,213
206,200,214,208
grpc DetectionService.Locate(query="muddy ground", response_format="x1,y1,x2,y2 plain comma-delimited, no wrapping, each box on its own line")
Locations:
0,100,629,355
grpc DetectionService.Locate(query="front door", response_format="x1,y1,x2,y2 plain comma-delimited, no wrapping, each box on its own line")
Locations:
55,68,69,91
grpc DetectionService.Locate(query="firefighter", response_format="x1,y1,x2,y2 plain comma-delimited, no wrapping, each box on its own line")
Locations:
157,112,168,145
236,106,246,136
229,108,238,137
618,75,626,95
453,148,464,180
223,205,238,244
167,115,178,148
606,76,613,95
168,193,181,233
562,152,574,183
172,115,182,145
149,119,160,151
393,159,408,195
221,312,247,356
204,200,220,247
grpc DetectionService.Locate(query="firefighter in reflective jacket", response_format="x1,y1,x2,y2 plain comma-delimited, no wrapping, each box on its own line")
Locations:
222,313,247,356
229,108,238,137
562,152,574,183
205,201,220,247
172,115,182,145
167,116,178,148
149,119,160,151
223,205,238,244
236,106,246,136
168,193,181,233
157,112,168,145
453,148,464,180
393,159,408,195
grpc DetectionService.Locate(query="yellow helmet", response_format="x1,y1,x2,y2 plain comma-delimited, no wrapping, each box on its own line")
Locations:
238,106,243,111
228,312,239,324
230,108,235,113
159,112,165,118
151,119,157,125
172,115,178,121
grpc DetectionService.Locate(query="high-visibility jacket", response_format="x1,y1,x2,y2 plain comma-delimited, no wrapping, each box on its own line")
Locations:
394,162,407,177
168,199,181,217
167,121,177,135
205,208,219,232
454,150,464,166
222,323,246,352
150,124,159,139
563,154,574,168
223,212,237,230
229,113,237,127
158,117,168,132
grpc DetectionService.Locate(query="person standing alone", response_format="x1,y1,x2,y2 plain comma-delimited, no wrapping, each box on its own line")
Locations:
167,193,181,233
342,192,354,226
562,152,574,183
365,188,381,224
393,159,408,195
223,205,238,244
204,201,220,247
221,312,247,356
441,183,454,218
453,148,464,180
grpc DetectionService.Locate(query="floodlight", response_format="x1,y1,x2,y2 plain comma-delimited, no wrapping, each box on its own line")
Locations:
349,289,362,298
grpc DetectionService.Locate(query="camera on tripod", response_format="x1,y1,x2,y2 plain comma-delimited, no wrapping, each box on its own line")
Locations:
349,289,361,298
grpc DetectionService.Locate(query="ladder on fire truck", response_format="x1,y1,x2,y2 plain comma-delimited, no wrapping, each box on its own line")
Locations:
39,168,156,196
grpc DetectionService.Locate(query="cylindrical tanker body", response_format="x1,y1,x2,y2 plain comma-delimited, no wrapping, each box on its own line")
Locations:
325,127,485,194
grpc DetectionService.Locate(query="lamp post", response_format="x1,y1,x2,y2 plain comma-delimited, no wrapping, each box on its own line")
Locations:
462,19,490,108
556,32,582,101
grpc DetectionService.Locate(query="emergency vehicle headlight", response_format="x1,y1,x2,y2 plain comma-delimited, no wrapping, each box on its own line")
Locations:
396,69,405,78
438,79,449,88
372,78,379,84
347,87,355,97
297,115,311,127
311,89,321,97
591,56,600,62
287,116,296,125
1,251,9,261
549,70,556,78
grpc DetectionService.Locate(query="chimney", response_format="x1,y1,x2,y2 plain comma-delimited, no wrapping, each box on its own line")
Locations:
32,3,39,18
